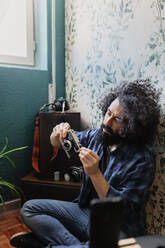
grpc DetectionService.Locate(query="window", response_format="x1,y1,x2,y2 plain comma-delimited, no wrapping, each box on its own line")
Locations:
0,0,35,66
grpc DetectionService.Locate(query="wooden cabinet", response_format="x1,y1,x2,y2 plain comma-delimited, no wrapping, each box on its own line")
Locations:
21,173,81,202
22,111,82,202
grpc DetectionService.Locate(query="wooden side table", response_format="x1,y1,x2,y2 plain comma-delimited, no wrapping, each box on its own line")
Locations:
21,172,81,202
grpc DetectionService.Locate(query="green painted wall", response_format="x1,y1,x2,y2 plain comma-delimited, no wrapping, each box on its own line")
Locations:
55,0,65,98
0,0,65,202
0,68,50,201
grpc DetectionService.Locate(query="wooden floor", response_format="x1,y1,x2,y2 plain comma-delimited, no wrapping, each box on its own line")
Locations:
0,208,30,248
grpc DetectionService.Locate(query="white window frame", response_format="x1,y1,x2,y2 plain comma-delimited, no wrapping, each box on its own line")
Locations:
0,0,35,66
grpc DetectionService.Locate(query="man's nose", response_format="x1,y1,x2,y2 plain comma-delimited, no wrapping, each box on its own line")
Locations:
104,114,114,126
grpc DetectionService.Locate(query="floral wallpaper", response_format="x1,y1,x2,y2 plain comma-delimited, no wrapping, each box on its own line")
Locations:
65,0,165,236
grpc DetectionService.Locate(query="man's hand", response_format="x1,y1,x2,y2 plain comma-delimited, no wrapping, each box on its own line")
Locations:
79,147,110,199
50,122,70,148
79,147,100,176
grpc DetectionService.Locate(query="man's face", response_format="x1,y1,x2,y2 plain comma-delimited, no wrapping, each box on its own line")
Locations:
103,98,123,135
98,98,125,146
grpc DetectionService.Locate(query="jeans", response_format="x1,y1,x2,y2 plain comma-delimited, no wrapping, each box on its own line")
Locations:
20,199,90,248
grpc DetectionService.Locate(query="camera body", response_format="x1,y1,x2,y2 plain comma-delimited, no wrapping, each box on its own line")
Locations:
62,129,82,159
61,129,83,182
53,97,70,111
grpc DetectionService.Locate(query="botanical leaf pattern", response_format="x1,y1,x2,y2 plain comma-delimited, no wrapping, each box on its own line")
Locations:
65,0,165,235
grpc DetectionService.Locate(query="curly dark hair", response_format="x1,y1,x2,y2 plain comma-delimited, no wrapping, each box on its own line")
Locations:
99,79,161,144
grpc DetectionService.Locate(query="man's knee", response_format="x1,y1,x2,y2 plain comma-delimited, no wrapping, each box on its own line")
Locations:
20,199,38,220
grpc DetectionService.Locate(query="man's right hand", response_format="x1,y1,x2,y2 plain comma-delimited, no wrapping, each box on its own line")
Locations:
50,122,71,148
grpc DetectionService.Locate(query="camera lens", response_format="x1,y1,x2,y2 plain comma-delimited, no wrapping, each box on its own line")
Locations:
72,168,82,182
72,170,79,178
64,173,71,182
62,140,72,151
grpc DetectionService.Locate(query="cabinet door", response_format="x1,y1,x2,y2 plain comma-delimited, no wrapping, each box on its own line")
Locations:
21,182,80,202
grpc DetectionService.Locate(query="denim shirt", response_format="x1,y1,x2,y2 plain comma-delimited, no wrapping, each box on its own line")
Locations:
75,129,155,237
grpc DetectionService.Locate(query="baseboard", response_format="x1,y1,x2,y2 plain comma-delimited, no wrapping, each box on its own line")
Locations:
0,198,21,213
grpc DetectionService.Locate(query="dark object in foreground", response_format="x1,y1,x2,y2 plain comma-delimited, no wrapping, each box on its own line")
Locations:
90,196,123,248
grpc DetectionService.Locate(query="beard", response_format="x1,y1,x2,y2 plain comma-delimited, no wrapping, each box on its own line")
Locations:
96,123,126,147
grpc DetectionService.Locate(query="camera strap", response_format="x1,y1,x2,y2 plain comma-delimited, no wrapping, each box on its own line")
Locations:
32,114,58,174
32,114,40,173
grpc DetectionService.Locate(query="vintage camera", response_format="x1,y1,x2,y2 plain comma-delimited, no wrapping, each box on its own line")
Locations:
39,97,69,112
64,166,83,182
61,129,82,159
53,97,70,112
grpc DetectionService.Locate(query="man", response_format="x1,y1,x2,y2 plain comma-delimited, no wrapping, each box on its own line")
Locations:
10,80,160,248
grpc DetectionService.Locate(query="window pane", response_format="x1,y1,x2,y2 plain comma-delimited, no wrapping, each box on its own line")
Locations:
0,0,27,57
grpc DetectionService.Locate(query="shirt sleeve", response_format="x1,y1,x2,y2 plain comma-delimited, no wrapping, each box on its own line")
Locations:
106,156,155,205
